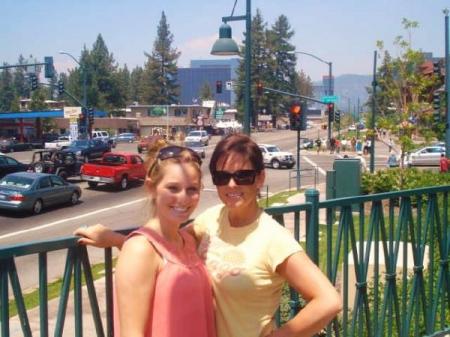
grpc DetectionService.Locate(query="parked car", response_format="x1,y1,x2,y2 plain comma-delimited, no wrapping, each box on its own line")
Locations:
137,135,163,153
63,139,110,162
0,172,81,215
302,139,314,149
0,139,33,153
185,130,209,146
115,133,137,143
80,152,146,190
0,156,29,179
28,150,83,180
44,135,72,150
184,140,206,159
406,146,445,167
258,144,295,169
348,124,357,131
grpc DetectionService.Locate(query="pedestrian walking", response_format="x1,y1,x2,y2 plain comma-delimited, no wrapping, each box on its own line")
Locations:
440,154,449,173
315,138,322,154
387,151,398,168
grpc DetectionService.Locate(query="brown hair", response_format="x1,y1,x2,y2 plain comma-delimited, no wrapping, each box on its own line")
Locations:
145,140,202,187
209,133,264,173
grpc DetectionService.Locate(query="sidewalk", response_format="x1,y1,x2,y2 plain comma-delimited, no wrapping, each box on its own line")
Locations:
277,182,328,242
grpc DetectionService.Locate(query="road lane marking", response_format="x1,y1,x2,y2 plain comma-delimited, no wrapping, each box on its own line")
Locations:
0,198,148,240
0,188,221,240
302,156,327,176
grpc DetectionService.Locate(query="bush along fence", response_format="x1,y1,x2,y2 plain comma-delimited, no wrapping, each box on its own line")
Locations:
1,185,449,337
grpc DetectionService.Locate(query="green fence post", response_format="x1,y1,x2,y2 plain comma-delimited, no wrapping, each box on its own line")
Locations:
305,189,319,264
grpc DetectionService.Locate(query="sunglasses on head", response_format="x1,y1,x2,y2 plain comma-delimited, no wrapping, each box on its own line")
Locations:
211,170,259,186
148,145,202,175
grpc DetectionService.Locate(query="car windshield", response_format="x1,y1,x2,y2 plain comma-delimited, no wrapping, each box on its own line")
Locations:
188,131,202,137
185,141,203,147
71,140,89,148
0,176,34,189
266,146,281,152
103,155,126,164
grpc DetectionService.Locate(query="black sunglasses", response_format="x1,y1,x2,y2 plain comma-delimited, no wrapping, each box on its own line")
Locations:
212,170,259,186
148,145,202,175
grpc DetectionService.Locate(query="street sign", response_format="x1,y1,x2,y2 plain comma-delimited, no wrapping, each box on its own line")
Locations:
226,81,233,90
215,108,224,119
322,95,339,103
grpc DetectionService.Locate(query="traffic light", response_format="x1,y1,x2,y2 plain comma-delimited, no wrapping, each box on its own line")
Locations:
327,103,335,122
88,107,94,125
433,61,441,78
216,80,222,94
289,100,307,131
433,92,441,122
335,110,341,124
58,80,65,95
256,81,263,96
44,56,54,78
30,74,38,91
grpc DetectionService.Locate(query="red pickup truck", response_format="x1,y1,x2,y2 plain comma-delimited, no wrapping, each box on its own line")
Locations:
80,152,146,190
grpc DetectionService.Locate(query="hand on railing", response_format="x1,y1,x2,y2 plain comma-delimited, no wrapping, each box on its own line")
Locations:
74,224,126,249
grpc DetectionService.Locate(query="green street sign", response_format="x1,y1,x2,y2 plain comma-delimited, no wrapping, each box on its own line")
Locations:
322,95,339,103
215,108,224,119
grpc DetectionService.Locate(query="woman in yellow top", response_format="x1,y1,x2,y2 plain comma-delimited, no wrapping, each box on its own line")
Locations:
76,133,342,337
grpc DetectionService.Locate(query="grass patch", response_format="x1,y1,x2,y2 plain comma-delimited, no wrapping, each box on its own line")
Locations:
259,189,301,208
8,258,117,317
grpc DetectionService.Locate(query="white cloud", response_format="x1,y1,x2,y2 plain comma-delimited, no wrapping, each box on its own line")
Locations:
178,34,224,67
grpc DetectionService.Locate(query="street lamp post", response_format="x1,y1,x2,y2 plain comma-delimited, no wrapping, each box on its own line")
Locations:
292,51,333,141
211,0,251,135
444,9,450,159
59,51,88,137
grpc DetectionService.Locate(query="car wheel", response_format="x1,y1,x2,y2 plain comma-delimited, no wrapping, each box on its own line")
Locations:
271,159,281,169
32,199,43,215
88,181,98,188
69,191,79,205
119,176,128,190
34,162,45,173
58,170,68,180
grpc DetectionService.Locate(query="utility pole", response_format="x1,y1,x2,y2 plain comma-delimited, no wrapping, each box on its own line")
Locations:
444,9,450,158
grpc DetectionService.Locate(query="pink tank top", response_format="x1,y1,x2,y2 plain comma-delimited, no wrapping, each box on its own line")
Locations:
115,227,216,337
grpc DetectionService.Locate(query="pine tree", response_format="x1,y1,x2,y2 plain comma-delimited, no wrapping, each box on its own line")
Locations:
296,70,313,98
129,66,145,104
0,67,15,112
266,15,297,118
142,11,180,105
235,9,270,125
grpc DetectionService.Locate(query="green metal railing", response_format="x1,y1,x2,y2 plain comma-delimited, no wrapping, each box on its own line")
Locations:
1,186,449,337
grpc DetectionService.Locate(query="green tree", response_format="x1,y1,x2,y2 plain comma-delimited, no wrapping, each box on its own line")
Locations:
235,9,272,125
199,82,213,101
0,67,15,112
129,66,145,104
296,70,313,98
370,18,438,168
142,11,180,105
29,88,48,111
13,55,29,99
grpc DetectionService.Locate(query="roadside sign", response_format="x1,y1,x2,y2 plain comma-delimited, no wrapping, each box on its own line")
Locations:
215,108,224,119
321,95,339,103
64,106,82,118
226,81,233,90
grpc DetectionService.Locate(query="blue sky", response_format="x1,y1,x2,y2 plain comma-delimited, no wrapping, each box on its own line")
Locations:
1,0,448,81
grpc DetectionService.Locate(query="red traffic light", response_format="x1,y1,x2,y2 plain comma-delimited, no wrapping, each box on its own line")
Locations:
256,81,263,96
327,103,334,111
290,101,301,114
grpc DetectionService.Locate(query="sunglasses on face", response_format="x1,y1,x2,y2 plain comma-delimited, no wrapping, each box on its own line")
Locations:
148,145,202,175
211,170,259,186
